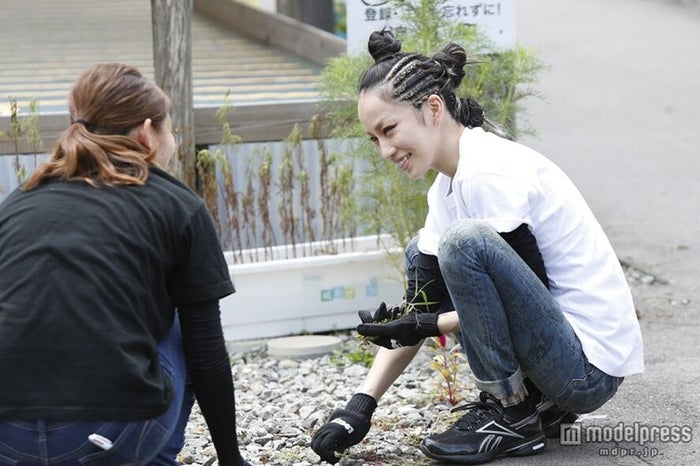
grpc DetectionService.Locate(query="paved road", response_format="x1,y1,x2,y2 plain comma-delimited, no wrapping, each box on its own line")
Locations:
500,0,700,464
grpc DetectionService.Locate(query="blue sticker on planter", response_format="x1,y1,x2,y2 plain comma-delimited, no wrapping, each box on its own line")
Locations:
366,278,379,297
321,289,333,302
320,286,358,301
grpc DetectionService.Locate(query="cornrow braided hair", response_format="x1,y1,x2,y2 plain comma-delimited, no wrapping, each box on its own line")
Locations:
384,55,447,107
360,29,486,128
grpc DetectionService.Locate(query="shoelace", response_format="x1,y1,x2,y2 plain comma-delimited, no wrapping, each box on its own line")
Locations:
450,392,505,431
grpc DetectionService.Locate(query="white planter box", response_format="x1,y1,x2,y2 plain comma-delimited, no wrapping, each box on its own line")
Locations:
220,235,405,341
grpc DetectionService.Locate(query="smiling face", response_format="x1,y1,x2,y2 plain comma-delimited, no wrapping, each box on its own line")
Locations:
357,89,446,180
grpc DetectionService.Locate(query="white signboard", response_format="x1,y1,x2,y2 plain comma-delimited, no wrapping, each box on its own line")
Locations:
346,0,516,54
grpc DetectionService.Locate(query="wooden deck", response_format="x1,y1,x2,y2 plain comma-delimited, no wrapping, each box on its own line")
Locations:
0,0,345,152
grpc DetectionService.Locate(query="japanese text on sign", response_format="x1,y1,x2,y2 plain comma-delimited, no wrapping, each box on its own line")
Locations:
346,0,515,53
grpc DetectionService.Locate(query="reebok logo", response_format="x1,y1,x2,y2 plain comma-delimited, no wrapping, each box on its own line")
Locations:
476,420,525,439
331,418,355,434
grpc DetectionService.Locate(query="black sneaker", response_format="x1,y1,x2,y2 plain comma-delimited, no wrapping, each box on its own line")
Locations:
526,378,579,439
420,392,546,464
536,397,579,439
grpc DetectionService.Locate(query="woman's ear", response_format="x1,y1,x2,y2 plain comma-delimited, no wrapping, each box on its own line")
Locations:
424,94,444,126
131,119,155,150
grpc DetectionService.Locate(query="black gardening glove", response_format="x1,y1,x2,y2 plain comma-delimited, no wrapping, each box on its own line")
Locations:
310,393,377,464
357,310,440,349
357,301,406,325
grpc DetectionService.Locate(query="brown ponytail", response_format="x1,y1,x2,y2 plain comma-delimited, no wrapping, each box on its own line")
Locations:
23,63,170,190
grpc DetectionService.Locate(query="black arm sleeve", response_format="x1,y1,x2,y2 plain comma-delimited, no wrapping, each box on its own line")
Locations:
499,223,550,289
178,299,245,466
405,250,452,314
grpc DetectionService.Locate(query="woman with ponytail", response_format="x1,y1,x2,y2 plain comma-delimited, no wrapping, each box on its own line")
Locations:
311,30,642,464
0,63,251,466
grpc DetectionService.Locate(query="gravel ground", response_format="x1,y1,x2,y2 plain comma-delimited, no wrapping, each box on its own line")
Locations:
181,264,661,466
182,333,476,466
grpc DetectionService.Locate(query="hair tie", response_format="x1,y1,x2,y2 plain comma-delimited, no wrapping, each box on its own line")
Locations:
74,118,91,128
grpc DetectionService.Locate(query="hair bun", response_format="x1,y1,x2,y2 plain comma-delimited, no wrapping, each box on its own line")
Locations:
367,29,402,63
463,97,484,128
433,42,467,90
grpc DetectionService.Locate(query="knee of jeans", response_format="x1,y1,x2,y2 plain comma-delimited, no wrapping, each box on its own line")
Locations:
405,235,420,260
404,235,421,274
438,219,492,263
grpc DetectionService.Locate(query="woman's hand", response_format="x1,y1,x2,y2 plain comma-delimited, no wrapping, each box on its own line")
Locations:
357,311,440,349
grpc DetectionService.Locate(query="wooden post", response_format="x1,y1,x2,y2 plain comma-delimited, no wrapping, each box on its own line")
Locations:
277,0,335,33
151,0,196,190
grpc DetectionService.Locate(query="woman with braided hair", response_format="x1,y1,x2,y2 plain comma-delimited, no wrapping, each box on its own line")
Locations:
310,30,643,464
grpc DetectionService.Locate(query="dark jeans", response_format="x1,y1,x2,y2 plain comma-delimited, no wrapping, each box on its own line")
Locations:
407,220,623,413
0,317,195,465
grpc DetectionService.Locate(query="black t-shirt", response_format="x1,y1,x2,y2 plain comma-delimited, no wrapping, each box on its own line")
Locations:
0,167,234,421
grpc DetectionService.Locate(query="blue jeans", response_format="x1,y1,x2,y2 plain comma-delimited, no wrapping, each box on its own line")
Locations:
407,220,623,413
0,317,195,465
